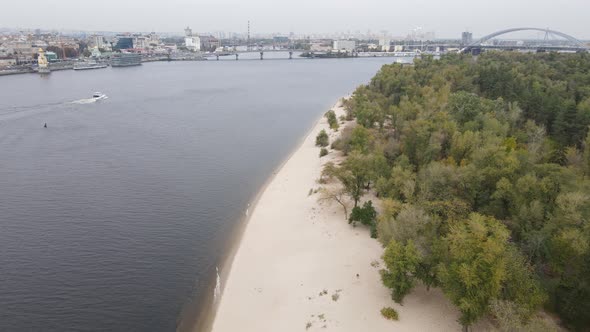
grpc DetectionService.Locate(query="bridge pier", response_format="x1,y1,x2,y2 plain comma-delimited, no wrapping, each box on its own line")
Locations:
260,51,264,60
289,51,293,59
235,54,239,61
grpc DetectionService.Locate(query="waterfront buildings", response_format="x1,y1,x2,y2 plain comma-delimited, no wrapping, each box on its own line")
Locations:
0,29,173,68
37,48,50,74
45,51,58,61
184,27,201,52
147,33,160,47
114,36,134,50
333,40,356,52
91,47,102,58
310,41,332,52
133,35,149,50
199,35,220,52
93,35,105,49
379,38,391,51
0,57,17,67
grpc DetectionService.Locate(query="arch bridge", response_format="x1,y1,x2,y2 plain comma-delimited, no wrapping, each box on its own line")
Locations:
460,28,588,53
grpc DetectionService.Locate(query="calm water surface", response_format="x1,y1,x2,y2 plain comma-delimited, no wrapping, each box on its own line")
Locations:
0,56,395,331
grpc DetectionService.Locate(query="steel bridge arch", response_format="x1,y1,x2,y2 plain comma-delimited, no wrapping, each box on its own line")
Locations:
460,27,587,53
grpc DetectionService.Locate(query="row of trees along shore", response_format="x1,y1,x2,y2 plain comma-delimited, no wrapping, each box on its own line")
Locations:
319,52,590,331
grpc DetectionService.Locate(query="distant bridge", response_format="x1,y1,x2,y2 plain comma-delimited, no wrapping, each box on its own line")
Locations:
212,49,306,60
460,28,589,54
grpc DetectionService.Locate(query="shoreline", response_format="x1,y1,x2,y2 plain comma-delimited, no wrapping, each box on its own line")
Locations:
192,97,349,332
0,54,417,78
206,99,344,331
206,97,472,332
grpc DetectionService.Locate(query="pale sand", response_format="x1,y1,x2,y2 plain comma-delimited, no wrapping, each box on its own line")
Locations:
210,100,474,332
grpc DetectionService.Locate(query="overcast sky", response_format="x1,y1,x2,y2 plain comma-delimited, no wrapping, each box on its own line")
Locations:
2,0,589,39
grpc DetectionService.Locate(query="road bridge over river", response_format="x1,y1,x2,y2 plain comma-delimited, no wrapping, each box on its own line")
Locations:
460,28,589,54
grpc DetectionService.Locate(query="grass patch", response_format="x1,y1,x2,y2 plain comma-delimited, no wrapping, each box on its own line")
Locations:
381,307,399,321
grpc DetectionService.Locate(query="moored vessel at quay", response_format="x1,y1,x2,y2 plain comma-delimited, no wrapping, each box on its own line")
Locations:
111,53,142,67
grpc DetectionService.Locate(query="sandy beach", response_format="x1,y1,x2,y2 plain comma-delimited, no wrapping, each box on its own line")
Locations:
209,100,471,332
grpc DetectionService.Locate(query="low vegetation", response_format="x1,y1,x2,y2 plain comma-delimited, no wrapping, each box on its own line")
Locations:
380,307,399,321
325,110,340,131
324,52,590,331
348,200,377,238
315,129,329,147
490,300,558,332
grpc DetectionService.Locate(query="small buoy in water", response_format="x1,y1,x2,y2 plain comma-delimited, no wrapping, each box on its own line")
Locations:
44,123,47,128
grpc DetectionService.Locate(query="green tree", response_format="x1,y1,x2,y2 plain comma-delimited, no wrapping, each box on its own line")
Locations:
450,130,481,164
375,165,416,201
380,205,433,250
326,152,373,208
349,200,378,237
502,248,547,317
583,128,590,175
438,213,510,330
349,125,372,154
381,240,420,303
342,52,590,328
552,100,585,147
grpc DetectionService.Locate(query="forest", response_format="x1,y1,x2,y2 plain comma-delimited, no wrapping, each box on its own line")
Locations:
323,52,590,331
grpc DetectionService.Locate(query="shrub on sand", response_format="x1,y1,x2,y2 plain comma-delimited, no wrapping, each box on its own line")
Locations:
316,130,329,147
381,307,399,321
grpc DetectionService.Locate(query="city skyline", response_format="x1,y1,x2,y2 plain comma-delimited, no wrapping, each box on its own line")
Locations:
2,0,590,39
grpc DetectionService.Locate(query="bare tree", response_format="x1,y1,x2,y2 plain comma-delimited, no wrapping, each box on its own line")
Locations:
318,187,350,220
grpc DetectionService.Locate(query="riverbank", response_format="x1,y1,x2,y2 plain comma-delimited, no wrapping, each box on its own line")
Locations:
208,100,471,332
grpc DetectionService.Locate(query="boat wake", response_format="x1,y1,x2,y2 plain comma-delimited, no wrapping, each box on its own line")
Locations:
71,96,108,104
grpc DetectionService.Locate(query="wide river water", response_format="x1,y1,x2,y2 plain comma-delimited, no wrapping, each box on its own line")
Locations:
0,55,397,331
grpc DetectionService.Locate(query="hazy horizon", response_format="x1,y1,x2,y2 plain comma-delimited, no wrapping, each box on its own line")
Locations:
2,0,590,39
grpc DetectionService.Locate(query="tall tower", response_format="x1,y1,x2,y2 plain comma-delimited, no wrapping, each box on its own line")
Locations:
247,20,250,51
461,31,473,46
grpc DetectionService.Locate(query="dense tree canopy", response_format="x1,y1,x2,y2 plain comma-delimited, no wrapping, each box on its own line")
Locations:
329,52,590,330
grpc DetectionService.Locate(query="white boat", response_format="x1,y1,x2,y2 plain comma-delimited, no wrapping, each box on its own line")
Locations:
92,92,107,100
393,51,419,57
74,62,108,71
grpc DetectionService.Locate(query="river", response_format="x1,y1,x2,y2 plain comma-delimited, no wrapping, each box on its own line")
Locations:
0,55,399,331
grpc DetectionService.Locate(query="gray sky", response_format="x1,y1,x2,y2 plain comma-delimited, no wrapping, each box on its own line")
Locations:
2,0,589,39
